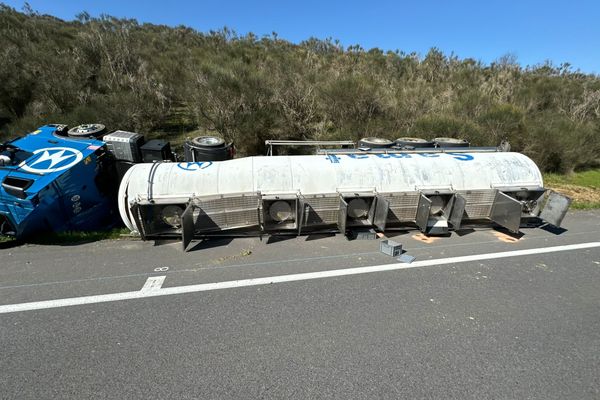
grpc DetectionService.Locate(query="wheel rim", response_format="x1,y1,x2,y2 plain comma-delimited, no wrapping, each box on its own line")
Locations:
396,137,427,143
197,137,222,146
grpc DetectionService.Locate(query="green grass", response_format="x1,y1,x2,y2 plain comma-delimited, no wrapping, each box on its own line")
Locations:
0,235,14,243
29,228,131,244
0,228,132,246
543,168,600,209
570,202,600,210
544,169,600,188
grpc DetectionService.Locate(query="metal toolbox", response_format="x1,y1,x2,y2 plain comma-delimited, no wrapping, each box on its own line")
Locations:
103,130,144,163
380,239,402,257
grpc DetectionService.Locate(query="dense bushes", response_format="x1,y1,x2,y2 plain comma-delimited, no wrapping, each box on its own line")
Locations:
1,5,599,172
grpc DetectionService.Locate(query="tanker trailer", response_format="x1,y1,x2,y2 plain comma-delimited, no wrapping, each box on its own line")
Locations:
118,148,571,251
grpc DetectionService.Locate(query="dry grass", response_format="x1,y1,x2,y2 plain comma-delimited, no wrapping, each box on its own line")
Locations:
544,169,600,209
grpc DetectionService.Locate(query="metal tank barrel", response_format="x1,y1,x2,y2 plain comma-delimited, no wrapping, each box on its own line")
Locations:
118,151,551,246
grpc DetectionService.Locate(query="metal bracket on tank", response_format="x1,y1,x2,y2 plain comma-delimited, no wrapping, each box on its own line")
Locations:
414,185,454,193
146,161,162,202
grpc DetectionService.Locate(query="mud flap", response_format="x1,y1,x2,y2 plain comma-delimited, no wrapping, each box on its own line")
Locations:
181,202,195,252
449,194,466,230
416,194,432,232
373,195,389,232
338,197,348,235
490,191,522,233
539,190,571,228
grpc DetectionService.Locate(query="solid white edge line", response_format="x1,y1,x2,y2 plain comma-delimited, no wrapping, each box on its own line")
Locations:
1,241,599,314
141,276,166,292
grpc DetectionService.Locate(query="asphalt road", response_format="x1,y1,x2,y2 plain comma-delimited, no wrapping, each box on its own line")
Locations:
1,210,600,399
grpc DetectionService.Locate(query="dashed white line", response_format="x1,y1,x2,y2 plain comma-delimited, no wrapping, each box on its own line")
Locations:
0,241,599,314
3,230,600,292
141,276,166,292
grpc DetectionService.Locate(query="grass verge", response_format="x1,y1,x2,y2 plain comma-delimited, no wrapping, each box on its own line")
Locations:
0,228,132,246
543,169,600,209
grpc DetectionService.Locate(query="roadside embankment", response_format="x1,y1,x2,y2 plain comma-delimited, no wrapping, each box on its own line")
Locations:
544,169,600,209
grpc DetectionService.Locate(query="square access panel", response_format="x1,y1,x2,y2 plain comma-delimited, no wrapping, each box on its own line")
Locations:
261,194,299,231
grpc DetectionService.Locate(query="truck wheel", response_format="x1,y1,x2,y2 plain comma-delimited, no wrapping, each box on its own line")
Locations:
191,136,225,148
68,124,106,138
395,137,435,148
358,137,394,148
433,137,470,148
185,136,234,162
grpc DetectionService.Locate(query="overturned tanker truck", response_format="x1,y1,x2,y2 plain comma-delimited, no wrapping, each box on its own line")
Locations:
119,139,572,251
0,124,570,247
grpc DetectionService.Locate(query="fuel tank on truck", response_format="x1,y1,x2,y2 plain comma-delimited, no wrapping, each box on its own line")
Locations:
118,149,571,250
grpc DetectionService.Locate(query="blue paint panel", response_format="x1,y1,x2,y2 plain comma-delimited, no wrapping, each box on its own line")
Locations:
0,125,118,238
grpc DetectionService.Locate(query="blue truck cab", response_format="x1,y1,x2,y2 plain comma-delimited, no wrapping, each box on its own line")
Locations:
0,124,119,238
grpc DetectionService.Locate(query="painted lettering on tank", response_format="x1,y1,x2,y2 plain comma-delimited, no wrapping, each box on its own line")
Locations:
446,152,474,161
374,153,410,159
326,154,340,163
326,152,474,163
347,154,369,159
375,153,413,159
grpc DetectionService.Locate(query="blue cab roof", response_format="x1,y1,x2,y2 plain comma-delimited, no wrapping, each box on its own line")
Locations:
0,125,105,196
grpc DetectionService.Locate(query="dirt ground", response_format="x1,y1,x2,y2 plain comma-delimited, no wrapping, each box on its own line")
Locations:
547,184,600,206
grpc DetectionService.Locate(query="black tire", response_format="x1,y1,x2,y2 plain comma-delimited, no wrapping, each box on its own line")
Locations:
68,123,106,138
191,136,225,148
184,137,234,162
433,137,470,148
395,137,435,148
358,137,394,148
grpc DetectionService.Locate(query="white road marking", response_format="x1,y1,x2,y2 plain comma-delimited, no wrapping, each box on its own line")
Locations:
1,242,599,314
3,230,600,292
141,276,165,292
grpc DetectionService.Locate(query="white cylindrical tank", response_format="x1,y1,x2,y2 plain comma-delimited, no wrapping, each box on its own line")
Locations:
118,152,543,231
